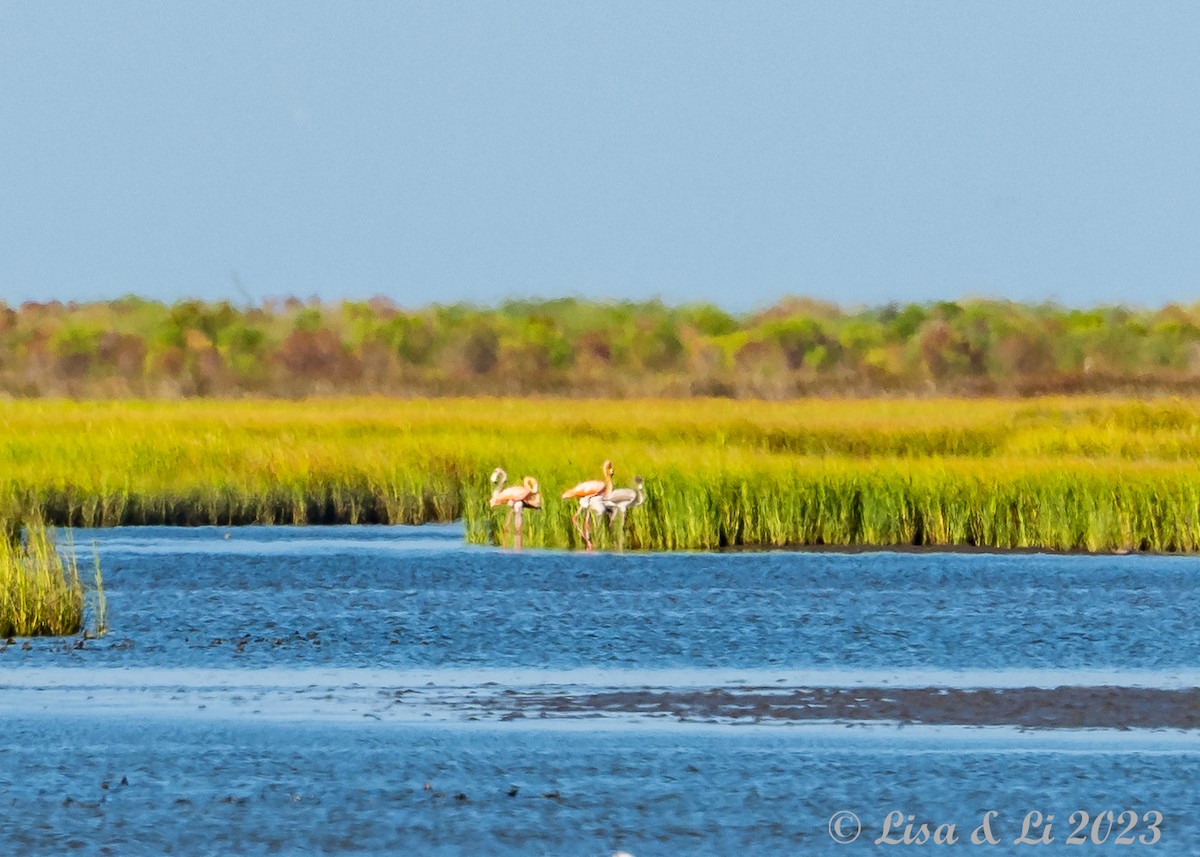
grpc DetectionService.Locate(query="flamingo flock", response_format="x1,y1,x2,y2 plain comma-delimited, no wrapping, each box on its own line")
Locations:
488,460,645,550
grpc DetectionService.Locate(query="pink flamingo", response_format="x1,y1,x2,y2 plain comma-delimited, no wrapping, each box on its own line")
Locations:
489,468,541,549
560,460,613,550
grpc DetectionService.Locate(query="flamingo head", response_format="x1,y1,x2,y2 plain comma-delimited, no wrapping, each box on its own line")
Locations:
603,459,614,478
490,467,507,485
523,477,543,509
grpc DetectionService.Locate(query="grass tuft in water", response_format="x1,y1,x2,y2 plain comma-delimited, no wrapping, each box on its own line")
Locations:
0,520,107,638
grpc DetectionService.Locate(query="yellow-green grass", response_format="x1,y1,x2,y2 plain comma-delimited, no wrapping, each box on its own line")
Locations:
3,397,1200,551
1,521,105,638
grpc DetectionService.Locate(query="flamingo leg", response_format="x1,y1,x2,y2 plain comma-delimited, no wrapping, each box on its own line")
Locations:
501,505,514,547
584,506,596,551
513,502,523,551
572,500,597,549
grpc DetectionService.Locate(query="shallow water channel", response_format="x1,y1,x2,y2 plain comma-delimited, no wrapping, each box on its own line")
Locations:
3,525,1200,854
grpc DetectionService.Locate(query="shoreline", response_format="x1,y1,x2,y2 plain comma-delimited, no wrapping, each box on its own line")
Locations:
46,519,1182,558
717,540,1150,557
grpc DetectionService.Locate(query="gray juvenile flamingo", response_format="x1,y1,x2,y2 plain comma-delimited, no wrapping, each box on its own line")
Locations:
560,459,614,551
603,475,645,550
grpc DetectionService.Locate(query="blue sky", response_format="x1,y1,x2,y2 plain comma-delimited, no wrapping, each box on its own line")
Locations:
2,3,1198,310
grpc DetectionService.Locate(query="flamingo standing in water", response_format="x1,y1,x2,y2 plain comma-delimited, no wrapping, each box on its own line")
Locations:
560,459,614,551
603,475,646,550
489,468,542,549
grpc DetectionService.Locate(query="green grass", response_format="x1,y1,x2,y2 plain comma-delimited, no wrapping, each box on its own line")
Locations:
1,521,106,638
2,396,1200,552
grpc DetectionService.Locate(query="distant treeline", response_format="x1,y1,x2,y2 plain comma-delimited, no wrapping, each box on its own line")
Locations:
4,295,1200,397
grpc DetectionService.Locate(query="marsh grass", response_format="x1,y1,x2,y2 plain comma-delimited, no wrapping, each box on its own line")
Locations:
3,397,1200,551
0,521,105,638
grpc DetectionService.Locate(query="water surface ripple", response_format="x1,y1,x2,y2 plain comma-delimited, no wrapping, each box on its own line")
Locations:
20,524,1200,674
3,525,1199,855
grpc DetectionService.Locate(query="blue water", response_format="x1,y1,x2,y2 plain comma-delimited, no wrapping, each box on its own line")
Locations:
3,525,1199,854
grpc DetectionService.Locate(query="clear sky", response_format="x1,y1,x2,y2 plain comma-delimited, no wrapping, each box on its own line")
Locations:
2,2,1198,311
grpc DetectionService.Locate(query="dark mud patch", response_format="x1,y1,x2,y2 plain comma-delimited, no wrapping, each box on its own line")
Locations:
464,686,1200,729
